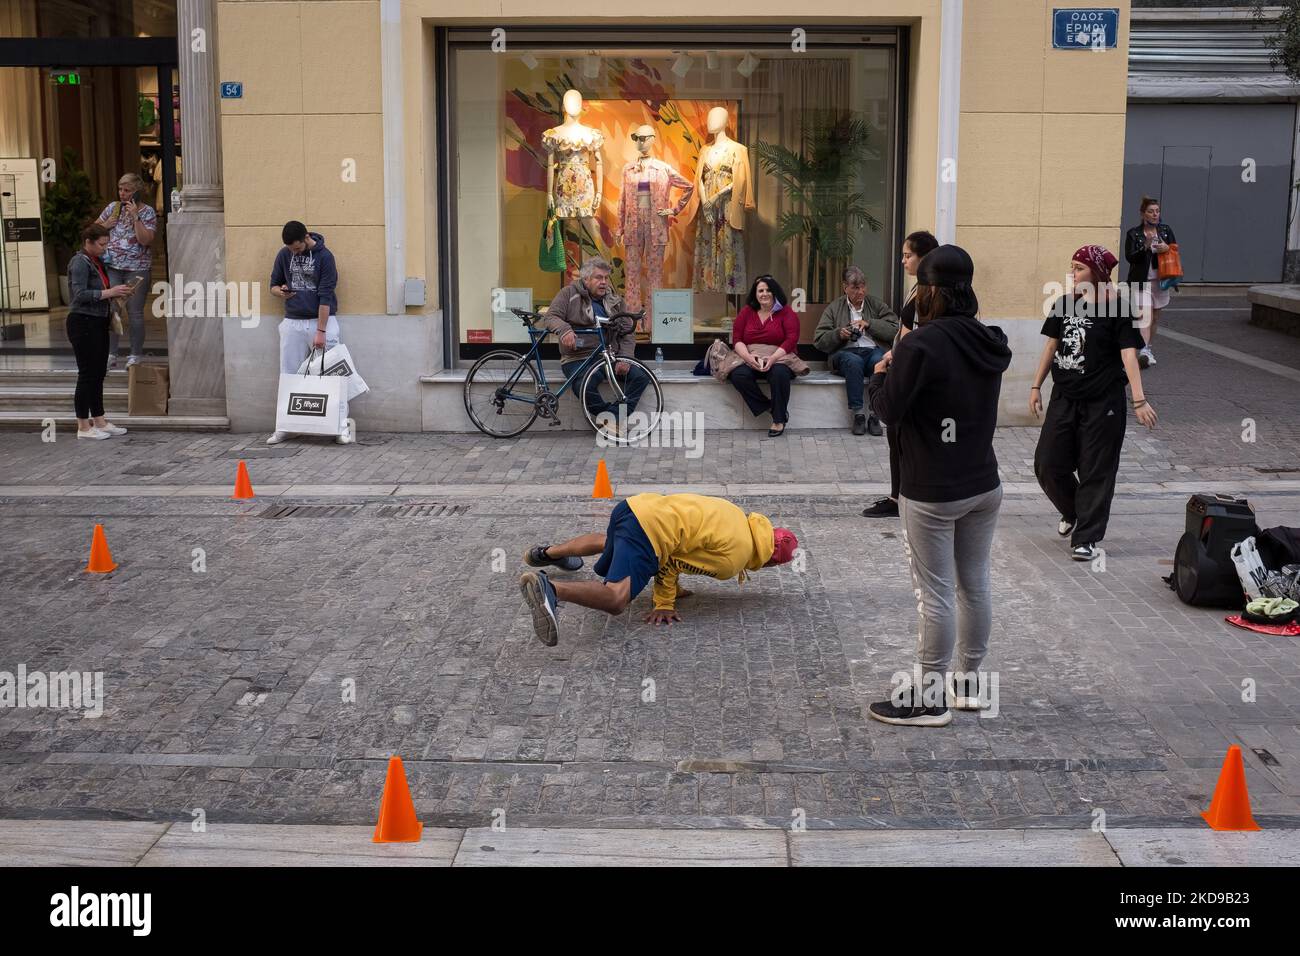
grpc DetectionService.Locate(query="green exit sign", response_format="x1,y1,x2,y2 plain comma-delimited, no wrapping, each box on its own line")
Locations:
50,70,81,86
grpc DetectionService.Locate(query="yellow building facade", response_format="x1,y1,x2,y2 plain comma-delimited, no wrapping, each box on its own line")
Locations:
214,0,1132,431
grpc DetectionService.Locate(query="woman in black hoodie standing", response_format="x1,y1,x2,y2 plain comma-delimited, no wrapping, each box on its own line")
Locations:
866,245,1012,727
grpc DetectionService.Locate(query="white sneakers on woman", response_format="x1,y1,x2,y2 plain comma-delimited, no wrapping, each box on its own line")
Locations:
77,423,127,440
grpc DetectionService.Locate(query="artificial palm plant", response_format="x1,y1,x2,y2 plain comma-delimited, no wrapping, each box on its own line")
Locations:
753,112,882,302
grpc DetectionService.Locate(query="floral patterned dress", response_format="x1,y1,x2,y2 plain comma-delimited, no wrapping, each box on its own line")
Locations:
543,126,604,219
694,147,746,294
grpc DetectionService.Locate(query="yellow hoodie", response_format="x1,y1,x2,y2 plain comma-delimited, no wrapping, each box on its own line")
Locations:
625,493,775,610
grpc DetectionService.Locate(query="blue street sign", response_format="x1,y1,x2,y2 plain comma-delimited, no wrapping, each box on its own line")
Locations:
220,81,243,99
1052,8,1119,50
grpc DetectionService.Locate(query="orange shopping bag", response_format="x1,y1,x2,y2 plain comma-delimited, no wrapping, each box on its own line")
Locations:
1157,243,1183,289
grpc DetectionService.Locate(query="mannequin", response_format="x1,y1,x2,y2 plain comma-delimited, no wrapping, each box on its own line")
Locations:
691,106,754,294
615,125,693,329
542,89,604,228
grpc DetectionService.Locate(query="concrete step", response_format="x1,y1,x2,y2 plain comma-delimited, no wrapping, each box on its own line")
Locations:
0,411,229,431
0,369,130,387
0,387,129,413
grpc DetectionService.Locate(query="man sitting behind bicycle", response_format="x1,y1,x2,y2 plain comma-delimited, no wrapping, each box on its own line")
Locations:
543,257,650,432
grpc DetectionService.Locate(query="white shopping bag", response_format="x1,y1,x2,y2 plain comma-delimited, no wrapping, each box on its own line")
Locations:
275,368,349,437
297,345,369,401
1230,536,1270,603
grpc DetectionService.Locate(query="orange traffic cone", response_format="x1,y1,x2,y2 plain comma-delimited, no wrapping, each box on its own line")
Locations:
373,756,423,843
592,459,613,499
232,460,255,499
1201,745,1261,831
85,524,117,573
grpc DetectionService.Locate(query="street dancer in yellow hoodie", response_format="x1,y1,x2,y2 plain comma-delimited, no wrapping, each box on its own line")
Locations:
519,493,799,646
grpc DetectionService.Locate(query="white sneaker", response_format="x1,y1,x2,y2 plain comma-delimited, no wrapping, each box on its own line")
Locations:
1138,346,1155,369
76,427,111,440
98,422,128,436
1144,348,1156,367
126,355,143,368
1057,517,1075,537
335,421,355,445
266,430,291,445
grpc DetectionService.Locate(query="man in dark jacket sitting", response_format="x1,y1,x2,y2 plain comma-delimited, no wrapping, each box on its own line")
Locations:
542,257,647,430
813,265,900,436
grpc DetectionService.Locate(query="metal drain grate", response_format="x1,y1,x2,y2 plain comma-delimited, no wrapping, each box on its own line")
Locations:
259,504,365,519
375,502,469,518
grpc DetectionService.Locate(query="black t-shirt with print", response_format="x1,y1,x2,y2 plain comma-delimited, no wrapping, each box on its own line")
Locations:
1041,293,1145,401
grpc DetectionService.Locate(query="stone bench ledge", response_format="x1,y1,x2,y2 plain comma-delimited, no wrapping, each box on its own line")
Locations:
1247,284,1300,312
422,368,844,385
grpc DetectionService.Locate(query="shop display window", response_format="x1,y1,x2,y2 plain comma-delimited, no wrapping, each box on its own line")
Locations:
444,29,901,357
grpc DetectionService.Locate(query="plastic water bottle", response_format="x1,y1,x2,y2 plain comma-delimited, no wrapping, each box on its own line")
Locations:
655,347,664,369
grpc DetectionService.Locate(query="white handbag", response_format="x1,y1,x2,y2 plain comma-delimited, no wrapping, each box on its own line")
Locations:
275,359,349,437
297,344,369,401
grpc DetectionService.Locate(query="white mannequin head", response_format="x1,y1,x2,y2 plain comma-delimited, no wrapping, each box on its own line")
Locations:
706,106,729,136
563,89,583,120
631,124,655,158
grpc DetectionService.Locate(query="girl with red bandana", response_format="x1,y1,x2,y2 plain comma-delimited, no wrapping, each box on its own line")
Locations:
1029,245,1158,564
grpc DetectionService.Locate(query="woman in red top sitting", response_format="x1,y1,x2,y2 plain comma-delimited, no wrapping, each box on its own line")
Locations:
728,275,801,436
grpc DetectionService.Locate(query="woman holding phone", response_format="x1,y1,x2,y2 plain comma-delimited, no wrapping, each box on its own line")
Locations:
97,172,156,369
67,223,132,439
728,275,800,436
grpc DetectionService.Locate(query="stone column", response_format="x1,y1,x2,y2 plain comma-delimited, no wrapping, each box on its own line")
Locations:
165,0,227,418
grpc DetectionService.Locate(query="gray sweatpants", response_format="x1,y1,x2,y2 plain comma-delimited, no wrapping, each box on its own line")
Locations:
899,485,1003,678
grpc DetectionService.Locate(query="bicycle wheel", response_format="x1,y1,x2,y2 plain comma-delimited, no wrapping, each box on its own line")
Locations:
464,350,540,438
581,356,664,444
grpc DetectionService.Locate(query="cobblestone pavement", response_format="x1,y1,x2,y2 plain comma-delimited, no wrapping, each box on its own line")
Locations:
1,294,1297,829
2,490,1298,827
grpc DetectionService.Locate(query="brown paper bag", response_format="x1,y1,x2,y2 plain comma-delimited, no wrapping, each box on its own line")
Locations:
128,363,170,416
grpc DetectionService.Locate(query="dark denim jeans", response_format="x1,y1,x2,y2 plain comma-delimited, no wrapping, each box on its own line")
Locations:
561,359,650,419
831,345,887,412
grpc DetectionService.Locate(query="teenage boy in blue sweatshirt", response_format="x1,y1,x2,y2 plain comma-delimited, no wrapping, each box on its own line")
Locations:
267,220,353,444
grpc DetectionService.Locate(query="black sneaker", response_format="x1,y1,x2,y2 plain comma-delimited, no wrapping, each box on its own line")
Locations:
852,414,867,436
1057,517,1075,537
1071,543,1098,562
519,570,561,646
524,545,583,572
866,415,883,437
861,497,899,518
867,696,952,727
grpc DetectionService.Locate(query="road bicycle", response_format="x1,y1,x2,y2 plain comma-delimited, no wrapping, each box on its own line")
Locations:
463,307,665,442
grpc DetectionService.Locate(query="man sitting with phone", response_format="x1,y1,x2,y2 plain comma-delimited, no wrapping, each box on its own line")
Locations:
96,173,156,369
813,265,900,437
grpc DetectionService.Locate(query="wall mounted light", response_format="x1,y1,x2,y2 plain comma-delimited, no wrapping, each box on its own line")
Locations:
520,52,539,71
671,53,693,78
737,52,759,78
